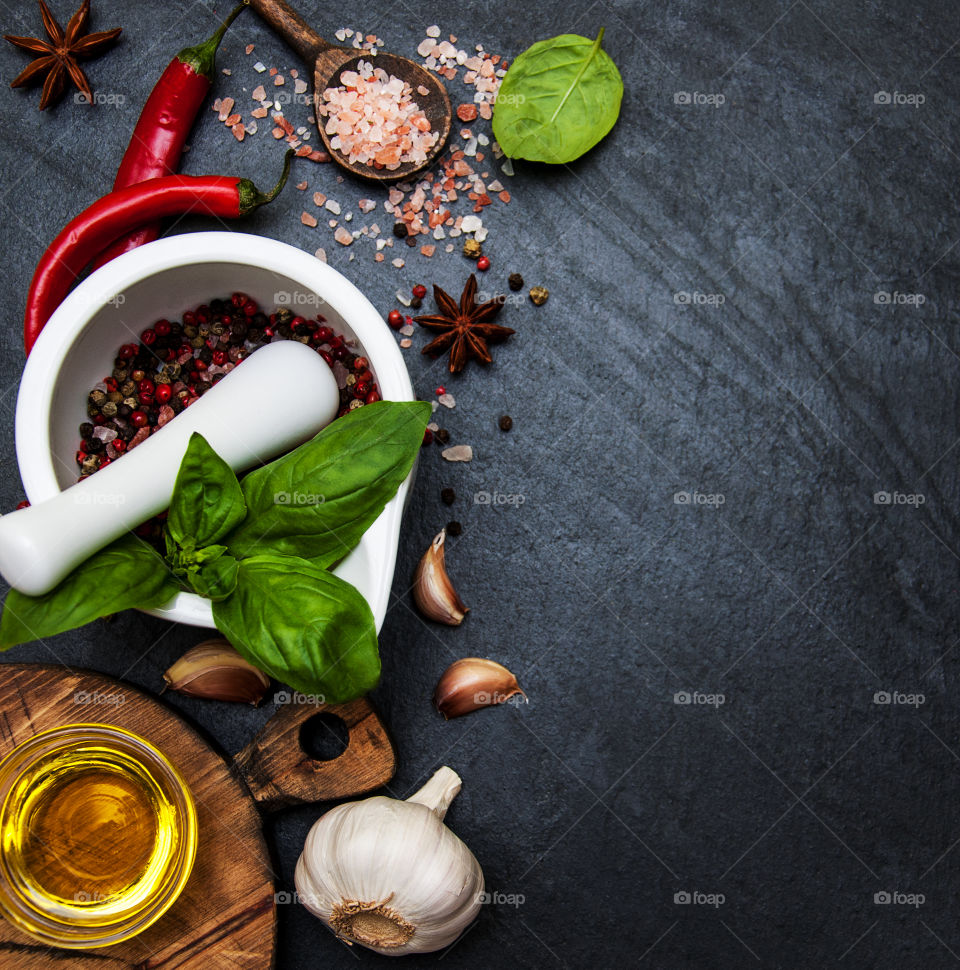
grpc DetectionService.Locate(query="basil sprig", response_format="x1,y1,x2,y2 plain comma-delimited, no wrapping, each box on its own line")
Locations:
0,400,430,703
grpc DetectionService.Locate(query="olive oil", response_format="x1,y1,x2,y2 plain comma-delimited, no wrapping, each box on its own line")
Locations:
0,725,197,948
16,753,166,905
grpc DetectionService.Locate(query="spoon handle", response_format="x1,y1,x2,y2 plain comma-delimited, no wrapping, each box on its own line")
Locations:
247,0,333,61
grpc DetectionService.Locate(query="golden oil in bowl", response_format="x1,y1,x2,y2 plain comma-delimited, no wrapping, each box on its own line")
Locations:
0,724,197,948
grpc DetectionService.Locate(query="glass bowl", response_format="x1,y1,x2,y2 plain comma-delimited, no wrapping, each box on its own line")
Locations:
0,723,197,948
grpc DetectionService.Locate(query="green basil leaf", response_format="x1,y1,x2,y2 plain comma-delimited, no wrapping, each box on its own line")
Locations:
167,432,246,548
492,29,623,163
189,554,239,601
224,400,430,566
0,535,180,650
212,555,379,702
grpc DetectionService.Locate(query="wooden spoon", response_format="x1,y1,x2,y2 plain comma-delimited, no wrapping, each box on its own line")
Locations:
248,0,452,181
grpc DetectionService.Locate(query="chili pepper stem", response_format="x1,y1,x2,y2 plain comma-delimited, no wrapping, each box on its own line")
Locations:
238,149,295,214
178,1,248,76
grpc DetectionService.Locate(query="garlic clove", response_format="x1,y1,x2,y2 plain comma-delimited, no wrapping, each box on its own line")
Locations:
412,529,469,625
433,657,525,719
163,639,270,705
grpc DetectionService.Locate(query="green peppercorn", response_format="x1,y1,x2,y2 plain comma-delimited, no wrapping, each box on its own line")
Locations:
529,285,549,306
275,308,293,325
120,380,136,397
190,336,205,349
101,401,118,418
88,389,106,406
131,370,145,382
211,322,225,336
463,238,482,260
183,325,198,339
348,399,364,410
81,455,99,476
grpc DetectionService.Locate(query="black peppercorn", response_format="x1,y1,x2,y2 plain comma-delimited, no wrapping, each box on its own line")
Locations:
434,428,451,445
405,235,417,247
508,273,524,291
83,436,103,453
410,296,422,309
78,422,93,438
441,487,456,505
499,415,513,431
446,521,463,537
393,221,408,238
118,404,132,419
275,308,293,326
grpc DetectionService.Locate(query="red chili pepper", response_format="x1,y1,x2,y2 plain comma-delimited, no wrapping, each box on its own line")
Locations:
24,150,293,354
91,2,248,270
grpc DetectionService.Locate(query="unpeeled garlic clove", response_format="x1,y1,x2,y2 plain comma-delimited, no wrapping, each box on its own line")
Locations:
433,658,525,719
163,639,270,705
413,529,468,625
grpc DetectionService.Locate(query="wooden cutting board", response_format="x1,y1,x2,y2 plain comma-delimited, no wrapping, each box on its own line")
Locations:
0,663,396,968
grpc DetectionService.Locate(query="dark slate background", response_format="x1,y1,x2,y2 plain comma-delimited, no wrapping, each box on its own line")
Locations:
1,0,959,966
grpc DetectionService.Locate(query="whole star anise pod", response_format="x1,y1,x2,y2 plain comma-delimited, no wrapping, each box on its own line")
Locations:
415,274,515,373
5,0,122,110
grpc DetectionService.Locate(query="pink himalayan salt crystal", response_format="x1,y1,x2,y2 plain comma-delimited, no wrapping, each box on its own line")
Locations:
317,60,439,170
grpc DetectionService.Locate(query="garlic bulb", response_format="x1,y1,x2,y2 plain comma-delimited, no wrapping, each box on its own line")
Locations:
294,766,484,955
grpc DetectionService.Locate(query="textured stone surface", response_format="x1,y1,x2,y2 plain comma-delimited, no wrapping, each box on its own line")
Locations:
1,0,959,966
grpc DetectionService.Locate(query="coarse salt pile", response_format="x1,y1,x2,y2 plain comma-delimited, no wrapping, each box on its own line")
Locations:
318,60,439,170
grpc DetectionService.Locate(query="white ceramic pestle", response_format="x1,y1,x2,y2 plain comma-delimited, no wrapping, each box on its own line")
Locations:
0,340,340,597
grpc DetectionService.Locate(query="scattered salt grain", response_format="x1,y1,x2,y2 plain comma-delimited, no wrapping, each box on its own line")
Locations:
313,191,326,206
400,324,414,336
442,445,473,462
325,199,341,214
253,61,266,73
301,211,318,227
392,257,405,268
400,338,412,348
438,393,456,408
335,227,354,246
315,248,327,262
245,44,255,55
295,79,308,94
395,290,411,306
426,24,440,37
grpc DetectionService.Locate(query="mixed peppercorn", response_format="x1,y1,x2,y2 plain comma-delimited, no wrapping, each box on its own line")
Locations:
78,292,381,537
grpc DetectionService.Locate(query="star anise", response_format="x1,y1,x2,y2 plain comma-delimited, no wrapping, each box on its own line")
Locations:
415,274,516,373
5,0,122,110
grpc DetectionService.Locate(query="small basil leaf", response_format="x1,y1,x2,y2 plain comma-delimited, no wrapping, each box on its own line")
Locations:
212,555,379,702
189,554,239,601
224,401,430,566
168,432,247,548
0,535,180,650
492,29,624,163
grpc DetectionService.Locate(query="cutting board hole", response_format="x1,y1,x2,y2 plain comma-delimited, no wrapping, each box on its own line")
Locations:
299,713,349,762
